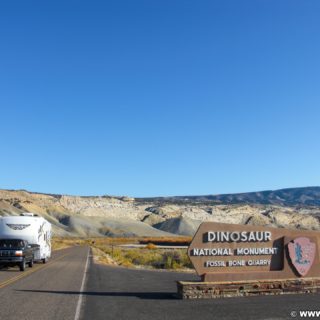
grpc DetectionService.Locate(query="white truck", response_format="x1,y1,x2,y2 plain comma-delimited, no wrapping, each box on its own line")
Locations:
0,213,52,266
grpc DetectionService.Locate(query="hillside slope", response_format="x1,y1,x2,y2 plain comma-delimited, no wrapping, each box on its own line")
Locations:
0,187,319,237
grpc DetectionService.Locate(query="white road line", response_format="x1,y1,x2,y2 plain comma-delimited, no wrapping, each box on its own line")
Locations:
74,248,90,320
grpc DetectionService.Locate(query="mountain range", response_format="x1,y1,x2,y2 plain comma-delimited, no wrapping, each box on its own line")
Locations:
0,187,319,237
138,187,320,206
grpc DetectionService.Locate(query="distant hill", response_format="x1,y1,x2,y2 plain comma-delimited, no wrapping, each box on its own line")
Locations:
154,217,202,236
0,187,320,237
137,187,320,206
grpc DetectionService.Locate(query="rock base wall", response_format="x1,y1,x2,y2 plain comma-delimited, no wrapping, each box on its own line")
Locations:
177,278,320,299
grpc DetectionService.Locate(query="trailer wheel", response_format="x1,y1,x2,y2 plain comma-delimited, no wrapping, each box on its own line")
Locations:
28,259,33,268
20,259,26,272
42,258,47,264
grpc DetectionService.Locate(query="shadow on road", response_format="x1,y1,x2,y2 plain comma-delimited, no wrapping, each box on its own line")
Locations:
0,266,22,272
16,289,178,300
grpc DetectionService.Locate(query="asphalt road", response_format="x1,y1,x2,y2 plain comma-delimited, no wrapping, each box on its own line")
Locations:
0,246,89,320
82,258,320,320
0,246,319,320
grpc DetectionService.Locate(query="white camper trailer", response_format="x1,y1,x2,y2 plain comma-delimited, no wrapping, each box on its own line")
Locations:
0,213,52,263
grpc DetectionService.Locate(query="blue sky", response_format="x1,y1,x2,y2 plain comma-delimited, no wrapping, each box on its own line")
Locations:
0,1,319,197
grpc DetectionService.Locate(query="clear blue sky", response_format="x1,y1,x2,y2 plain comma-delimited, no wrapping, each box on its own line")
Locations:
0,1,319,197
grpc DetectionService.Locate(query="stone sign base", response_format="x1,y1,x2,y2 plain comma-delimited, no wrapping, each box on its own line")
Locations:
177,277,320,299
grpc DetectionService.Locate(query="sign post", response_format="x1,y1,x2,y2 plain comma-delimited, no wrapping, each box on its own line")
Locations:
177,222,320,298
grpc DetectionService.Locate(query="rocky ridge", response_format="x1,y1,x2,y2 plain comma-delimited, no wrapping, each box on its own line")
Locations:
0,188,319,237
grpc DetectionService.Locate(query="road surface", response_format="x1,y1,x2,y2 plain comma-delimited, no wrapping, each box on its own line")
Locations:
0,246,319,320
0,246,88,320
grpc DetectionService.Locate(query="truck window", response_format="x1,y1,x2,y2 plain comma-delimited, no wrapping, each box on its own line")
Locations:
0,239,24,248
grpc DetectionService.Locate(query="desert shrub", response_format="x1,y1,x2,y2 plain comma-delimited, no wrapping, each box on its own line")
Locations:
143,252,163,266
124,249,141,264
99,246,123,260
162,251,182,269
120,260,133,268
179,251,193,268
89,239,194,270
146,243,157,250
139,237,191,246
124,249,162,266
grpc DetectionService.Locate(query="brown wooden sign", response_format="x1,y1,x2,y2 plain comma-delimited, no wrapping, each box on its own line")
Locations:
188,222,320,282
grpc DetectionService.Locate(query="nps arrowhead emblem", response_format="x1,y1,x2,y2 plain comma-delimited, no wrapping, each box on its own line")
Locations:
288,237,316,277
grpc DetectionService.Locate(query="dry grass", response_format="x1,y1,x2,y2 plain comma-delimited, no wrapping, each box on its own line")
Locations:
51,236,194,271
145,243,157,250
91,246,118,266
87,237,139,246
51,237,87,250
92,243,193,270
139,236,192,246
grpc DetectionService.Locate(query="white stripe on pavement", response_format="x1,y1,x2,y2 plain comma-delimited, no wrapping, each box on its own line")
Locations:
74,247,90,320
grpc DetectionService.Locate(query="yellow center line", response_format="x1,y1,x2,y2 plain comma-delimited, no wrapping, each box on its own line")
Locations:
0,252,71,289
